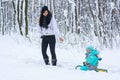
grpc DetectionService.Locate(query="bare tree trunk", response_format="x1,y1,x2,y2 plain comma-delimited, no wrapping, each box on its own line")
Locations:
70,0,76,33
0,0,2,35
25,0,28,36
74,0,78,33
1,0,4,35
2,10,4,35
67,1,70,32
17,0,23,35
98,0,103,23
20,0,23,28
12,0,17,32
51,0,54,14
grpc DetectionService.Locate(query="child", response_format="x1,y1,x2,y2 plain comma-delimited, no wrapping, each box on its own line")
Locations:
80,46,102,71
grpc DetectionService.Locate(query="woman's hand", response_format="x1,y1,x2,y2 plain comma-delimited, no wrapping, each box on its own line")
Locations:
59,37,64,42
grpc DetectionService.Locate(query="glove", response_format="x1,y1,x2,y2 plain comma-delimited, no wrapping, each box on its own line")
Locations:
83,62,90,67
98,58,102,61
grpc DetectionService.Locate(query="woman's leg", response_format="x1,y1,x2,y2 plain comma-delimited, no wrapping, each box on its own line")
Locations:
49,35,57,66
42,37,49,65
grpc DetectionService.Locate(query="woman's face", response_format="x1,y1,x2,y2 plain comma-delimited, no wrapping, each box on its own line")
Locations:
43,10,48,16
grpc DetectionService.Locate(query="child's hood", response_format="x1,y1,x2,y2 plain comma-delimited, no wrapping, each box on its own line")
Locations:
92,49,99,55
86,46,94,51
86,46,100,55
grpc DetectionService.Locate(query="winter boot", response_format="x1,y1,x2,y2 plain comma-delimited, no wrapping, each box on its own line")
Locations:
52,59,57,66
44,59,50,65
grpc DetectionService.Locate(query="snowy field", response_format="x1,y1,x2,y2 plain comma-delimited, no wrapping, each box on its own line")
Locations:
0,35,120,80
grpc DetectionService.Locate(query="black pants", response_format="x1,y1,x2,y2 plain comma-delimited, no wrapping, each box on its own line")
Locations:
41,35,57,65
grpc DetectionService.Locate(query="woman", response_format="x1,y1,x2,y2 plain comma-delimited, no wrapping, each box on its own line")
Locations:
39,6,63,66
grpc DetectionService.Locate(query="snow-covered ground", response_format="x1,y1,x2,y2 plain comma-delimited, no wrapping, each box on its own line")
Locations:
0,35,120,80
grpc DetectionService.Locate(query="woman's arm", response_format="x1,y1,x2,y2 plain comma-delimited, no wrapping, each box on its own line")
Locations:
52,16,60,36
52,16,64,42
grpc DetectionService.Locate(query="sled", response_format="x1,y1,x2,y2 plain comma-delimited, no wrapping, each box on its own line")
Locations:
75,65,108,73
96,68,108,72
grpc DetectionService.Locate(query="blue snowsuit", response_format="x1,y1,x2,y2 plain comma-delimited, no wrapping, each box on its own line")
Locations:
80,46,99,71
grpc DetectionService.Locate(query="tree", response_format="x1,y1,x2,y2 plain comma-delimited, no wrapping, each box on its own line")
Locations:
25,0,28,36
17,0,23,35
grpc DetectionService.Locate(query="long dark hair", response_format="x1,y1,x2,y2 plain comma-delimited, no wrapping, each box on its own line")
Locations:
39,6,52,29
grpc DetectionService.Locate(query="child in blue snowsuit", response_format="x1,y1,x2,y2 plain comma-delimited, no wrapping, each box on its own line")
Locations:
80,46,101,71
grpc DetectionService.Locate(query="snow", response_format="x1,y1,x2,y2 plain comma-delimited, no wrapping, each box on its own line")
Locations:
1,0,13,3
0,35,120,80
110,2,115,9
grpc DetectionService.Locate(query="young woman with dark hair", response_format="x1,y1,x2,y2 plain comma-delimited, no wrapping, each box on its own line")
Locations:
39,6,63,66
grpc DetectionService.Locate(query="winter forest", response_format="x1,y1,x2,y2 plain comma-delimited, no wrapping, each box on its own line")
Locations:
0,0,120,80
0,0,120,49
